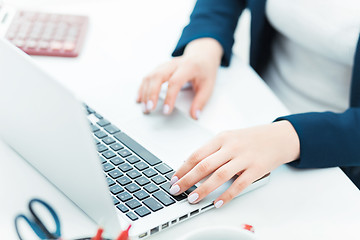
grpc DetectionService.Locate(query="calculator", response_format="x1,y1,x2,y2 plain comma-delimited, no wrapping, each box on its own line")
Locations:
0,4,88,57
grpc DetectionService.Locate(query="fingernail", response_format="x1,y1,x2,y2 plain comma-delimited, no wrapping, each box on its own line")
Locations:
188,193,199,203
195,110,201,120
146,100,154,111
170,176,178,185
141,102,147,113
163,104,170,115
214,200,223,208
169,184,180,195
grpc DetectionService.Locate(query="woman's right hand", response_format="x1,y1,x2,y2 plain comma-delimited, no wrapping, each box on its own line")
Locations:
137,38,223,120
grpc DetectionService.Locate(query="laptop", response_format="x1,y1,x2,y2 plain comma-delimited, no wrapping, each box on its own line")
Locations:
0,38,270,239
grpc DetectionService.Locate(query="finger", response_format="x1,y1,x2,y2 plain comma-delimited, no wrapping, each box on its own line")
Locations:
139,60,178,112
213,168,262,208
170,149,231,197
143,76,163,112
136,83,142,103
144,63,178,112
190,79,214,120
186,157,247,204
170,136,222,184
163,66,193,115
140,79,149,113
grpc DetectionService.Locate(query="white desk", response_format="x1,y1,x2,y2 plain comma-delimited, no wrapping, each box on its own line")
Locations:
2,0,360,239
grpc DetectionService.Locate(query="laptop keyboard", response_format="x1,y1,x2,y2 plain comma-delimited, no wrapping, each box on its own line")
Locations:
84,104,196,221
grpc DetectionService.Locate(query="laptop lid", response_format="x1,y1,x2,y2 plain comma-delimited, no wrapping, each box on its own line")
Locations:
0,38,122,237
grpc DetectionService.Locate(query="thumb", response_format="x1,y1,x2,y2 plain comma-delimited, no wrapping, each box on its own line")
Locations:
190,80,214,120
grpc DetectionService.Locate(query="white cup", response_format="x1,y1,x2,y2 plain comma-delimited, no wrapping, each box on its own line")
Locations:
177,224,257,240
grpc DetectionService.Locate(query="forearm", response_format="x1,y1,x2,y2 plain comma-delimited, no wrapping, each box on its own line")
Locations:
173,0,246,66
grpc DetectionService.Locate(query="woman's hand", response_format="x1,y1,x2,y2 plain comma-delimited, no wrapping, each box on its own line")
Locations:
169,121,300,208
137,38,223,120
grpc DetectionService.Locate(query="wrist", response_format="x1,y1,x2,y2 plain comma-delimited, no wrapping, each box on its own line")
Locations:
184,38,223,65
272,120,300,164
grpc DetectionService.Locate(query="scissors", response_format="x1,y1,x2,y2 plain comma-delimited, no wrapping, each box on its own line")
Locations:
14,198,61,240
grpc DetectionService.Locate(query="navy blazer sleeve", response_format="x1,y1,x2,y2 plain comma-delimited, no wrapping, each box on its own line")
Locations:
276,109,360,168
172,0,246,66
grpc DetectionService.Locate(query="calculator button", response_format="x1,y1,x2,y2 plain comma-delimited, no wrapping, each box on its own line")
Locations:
64,42,75,51
38,41,49,49
50,41,62,51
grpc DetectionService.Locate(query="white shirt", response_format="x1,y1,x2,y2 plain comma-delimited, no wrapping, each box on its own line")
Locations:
263,0,360,114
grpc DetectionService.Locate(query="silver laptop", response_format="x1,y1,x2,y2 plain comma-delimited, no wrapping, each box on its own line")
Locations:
0,38,269,239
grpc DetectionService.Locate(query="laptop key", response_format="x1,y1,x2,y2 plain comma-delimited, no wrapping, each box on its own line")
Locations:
102,136,115,145
103,162,115,172
126,212,138,221
143,168,158,178
125,183,141,193
143,197,163,212
97,144,108,153
90,124,100,132
185,185,198,195
95,138,100,145
116,176,132,186
155,163,173,175
94,113,103,119
116,204,129,213
126,156,140,164
86,106,95,114
118,163,133,172
134,190,150,201
110,185,124,195
165,171,175,180
106,177,115,187
104,124,120,134
102,150,116,159
114,132,162,166
112,197,120,205
110,156,124,166
144,183,159,193
97,118,110,127
135,206,151,217
151,175,166,185
99,156,107,164
118,149,132,158
109,169,123,179
134,161,149,171
135,176,150,186
110,143,124,151
160,182,187,201
153,190,175,206
126,169,141,179
94,130,107,139
125,199,142,210
117,191,132,202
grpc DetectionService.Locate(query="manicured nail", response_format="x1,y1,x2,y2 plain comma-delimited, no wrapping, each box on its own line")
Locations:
170,176,178,185
195,110,201,120
214,200,223,208
163,104,170,115
188,193,199,203
141,102,147,113
169,184,180,195
146,100,154,111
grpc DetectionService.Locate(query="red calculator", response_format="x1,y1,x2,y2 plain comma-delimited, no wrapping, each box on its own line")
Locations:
0,5,88,57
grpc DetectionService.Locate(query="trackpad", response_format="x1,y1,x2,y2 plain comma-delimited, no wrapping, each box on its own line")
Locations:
122,106,214,171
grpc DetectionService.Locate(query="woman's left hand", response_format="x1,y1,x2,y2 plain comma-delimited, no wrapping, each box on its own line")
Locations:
169,120,300,208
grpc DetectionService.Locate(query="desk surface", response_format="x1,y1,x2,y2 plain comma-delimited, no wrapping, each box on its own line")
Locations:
2,0,360,239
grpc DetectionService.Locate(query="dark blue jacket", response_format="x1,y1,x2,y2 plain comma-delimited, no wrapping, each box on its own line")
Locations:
172,0,360,185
